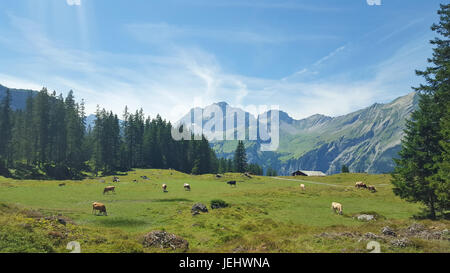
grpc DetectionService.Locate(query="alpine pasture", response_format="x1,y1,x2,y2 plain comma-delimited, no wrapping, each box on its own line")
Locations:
0,170,448,253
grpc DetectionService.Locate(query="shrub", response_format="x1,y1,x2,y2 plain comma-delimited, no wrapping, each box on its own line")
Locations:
210,199,229,209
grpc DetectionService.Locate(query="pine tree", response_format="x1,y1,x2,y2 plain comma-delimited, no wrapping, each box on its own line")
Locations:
0,88,12,170
341,165,349,173
33,88,51,166
233,141,247,173
266,167,277,176
435,103,450,210
392,4,450,219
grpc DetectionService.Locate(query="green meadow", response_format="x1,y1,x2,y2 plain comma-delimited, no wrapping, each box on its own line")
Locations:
0,170,448,253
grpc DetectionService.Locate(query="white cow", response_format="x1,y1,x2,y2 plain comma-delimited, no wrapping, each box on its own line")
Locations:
331,202,343,215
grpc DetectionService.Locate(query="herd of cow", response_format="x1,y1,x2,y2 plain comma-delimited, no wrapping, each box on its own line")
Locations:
355,181,377,192
91,175,377,217
92,175,239,216
329,181,378,215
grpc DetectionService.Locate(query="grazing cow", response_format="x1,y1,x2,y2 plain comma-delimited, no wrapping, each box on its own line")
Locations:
184,183,191,191
331,202,343,215
141,176,149,180
300,184,305,191
133,179,138,183
243,172,252,178
103,186,116,195
216,174,222,178
162,184,168,192
59,183,66,187
355,181,367,189
368,185,377,193
113,177,120,183
92,202,107,216
227,181,237,187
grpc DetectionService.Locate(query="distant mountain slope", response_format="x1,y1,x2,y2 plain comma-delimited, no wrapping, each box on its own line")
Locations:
179,92,419,175
0,84,37,110
1,84,98,131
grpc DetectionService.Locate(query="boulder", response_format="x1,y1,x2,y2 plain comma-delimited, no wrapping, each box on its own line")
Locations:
191,203,208,215
142,231,189,251
364,232,381,240
407,223,425,234
390,238,410,248
381,226,396,237
357,214,375,221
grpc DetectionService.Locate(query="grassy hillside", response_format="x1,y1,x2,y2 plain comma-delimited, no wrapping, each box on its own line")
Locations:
0,170,448,253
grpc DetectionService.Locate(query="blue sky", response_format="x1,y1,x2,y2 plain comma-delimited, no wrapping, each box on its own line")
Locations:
0,0,444,121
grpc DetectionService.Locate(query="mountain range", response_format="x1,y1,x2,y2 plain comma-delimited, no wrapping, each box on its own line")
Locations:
0,84,36,110
179,92,419,175
1,83,418,175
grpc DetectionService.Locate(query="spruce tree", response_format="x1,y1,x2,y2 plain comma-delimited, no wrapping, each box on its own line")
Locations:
392,4,450,219
341,165,349,173
0,88,12,169
233,141,247,173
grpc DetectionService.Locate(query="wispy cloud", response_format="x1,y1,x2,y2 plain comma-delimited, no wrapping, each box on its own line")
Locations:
0,12,431,123
313,45,346,66
176,0,343,12
66,0,81,6
125,22,336,46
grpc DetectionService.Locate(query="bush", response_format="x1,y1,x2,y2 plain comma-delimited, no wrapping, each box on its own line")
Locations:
12,163,45,180
0,225,55,253
0,161,11,177
211,199,229,209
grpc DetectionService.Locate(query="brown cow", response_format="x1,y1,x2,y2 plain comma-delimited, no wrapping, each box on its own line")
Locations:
162,184,168,192
92,202,107,216
368,185,377,193
103,186,116,195
355,181,367,189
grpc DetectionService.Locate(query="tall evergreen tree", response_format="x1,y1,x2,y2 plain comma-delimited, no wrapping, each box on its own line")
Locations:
341,165,350,173
233,141,247,173
392,4,450,219
0,88,12,168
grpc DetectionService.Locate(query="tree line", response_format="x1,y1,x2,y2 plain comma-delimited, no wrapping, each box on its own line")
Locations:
0,89,266,179
0,89,88,179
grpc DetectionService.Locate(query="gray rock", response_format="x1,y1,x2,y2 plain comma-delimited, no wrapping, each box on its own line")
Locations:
407,223,425,234
357,214,375,221
191,203,208,214
57,218,67,226
142,231,189,251
191,210,200,216
390,238,410,248
364,232,380,240
381,226,396,237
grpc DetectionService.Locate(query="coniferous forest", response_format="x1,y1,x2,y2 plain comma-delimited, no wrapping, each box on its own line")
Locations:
0,87,261,179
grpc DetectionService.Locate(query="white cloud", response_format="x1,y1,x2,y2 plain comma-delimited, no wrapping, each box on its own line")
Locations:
0,14,431,123
313,45,346,66
66,0,82,6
